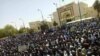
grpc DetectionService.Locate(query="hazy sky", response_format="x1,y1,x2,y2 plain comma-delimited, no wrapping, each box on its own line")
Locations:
0,0,95,29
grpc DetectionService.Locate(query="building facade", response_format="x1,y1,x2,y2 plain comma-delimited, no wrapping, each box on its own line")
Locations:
29,21,53,31
53,2,97,24
52,12,60,26
29,21,41,32
85,7,97,18
57,2,88,21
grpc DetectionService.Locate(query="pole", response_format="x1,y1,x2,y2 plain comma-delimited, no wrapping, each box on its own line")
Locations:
19,18,28,33
53,3,61,27
78,0,82,20
48,15,51,21
38,9,44,21
19,18,25,28
11,22,17,29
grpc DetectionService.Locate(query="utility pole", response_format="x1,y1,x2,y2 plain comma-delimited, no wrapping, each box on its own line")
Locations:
77,0,82,20
38,9,44,21
53,3,61,27
19,18,25,28
11,22,17,29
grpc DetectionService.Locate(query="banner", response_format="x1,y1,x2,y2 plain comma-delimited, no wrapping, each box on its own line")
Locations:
18,45,28,52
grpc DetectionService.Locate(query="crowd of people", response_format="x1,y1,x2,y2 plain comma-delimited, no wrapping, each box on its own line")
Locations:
0,18,100,56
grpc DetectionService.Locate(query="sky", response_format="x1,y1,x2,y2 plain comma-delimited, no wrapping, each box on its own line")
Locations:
0,0,95,29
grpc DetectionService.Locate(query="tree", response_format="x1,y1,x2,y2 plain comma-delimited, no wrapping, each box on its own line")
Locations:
4,25,18,36
0,25,18,38
18,27,28,34
93,0,100,17
0,25,18,37
53,21,58,27
18,27,35,34
26,28,34,33
66,19,72,22
40,22,49,31
0,29,6,38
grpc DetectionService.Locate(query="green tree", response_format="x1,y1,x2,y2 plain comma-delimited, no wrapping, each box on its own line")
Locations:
0,29,6,38
53,21,58,27
40,22,49,31
93,0,100,17
3,25,18,36
18,27,28,34
25,28,34,33
66,19,72,22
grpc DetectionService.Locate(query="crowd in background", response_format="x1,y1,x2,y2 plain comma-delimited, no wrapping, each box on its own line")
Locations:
0,18,100,56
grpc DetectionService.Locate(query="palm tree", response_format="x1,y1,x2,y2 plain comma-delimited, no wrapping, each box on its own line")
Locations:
93,0,100,17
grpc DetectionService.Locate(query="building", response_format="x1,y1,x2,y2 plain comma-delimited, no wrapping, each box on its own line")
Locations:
52,12,60,26
29,21,41,32
85,7,97,18
57,2,88,22
29,21,53,31
53,2,97,24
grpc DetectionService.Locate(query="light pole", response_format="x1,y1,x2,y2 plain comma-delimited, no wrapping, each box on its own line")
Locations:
48,14,53,21
77,0,82,20
19,18,28,33
53,3,61,27
19,18,25,28
38,9,44,21
11,22,17,29
47,14,53,28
